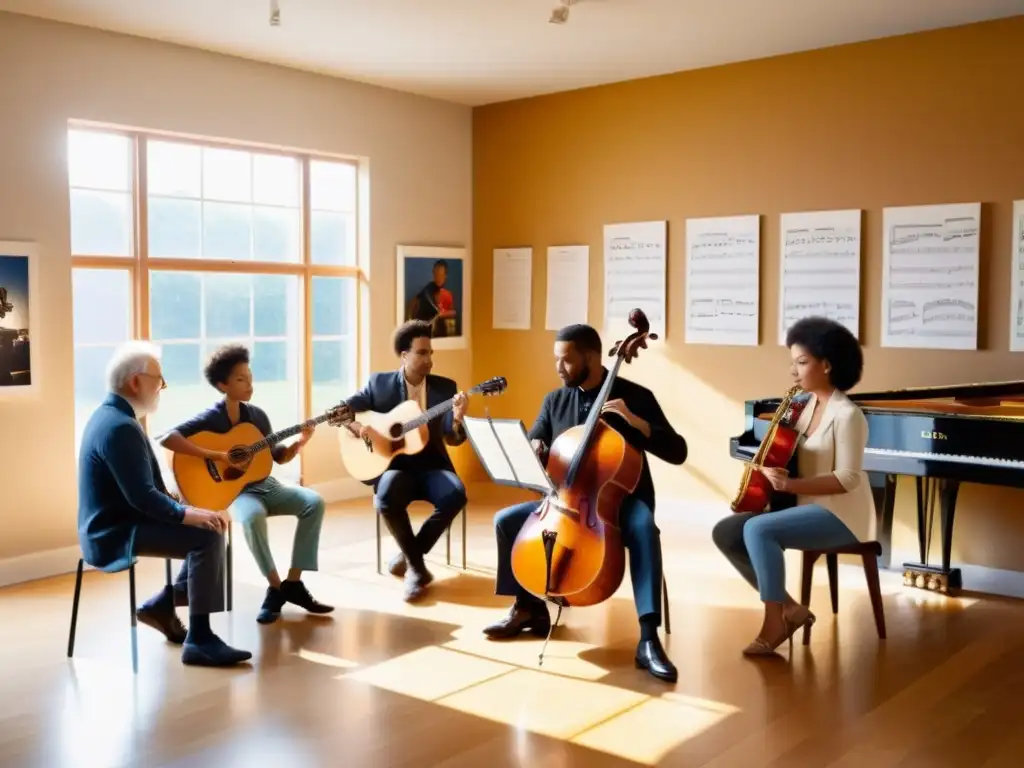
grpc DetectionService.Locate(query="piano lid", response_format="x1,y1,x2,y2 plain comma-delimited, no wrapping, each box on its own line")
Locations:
849,379,1024,404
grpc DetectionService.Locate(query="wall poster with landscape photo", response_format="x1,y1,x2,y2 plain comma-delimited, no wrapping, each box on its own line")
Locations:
0,241,40,398
396,244,470,351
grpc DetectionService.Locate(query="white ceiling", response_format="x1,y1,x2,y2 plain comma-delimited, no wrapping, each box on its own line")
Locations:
3,0,1024,105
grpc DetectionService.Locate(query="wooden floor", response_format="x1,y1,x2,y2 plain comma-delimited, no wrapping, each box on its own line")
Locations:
3,484,1024,768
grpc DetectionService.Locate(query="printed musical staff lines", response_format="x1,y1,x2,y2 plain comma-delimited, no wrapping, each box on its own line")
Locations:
881,203,980,350
778,210,862,344
685,214,760,346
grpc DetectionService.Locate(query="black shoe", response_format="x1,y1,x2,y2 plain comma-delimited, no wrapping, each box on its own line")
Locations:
483,600,551,640
173,585,189,608
635,635,678,683
136,603,187,645
403,564,433,602
388,553,407,578
281,579,334,614
181,634,252,667
256,586,287,624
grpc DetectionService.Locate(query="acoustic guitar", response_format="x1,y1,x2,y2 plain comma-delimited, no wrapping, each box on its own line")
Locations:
338,376,507,483
171,404,353,510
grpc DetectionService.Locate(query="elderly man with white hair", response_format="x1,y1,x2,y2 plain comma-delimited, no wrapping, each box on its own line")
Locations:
76,341,251,668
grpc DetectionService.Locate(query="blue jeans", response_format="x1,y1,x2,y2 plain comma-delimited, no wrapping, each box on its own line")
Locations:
494,496,664,624
712,504,857,603
229,477,326,579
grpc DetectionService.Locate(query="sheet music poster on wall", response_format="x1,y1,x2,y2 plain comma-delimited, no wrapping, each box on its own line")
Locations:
603,221,667,338
778,209,862,345
881,202,980,350
1009,200,1024,352
684,214,760,346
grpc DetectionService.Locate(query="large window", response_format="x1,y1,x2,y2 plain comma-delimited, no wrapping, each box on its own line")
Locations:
68,126,363,486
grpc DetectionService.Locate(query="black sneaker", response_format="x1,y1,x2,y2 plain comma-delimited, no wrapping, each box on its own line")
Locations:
280,579,334,615
256,586,287,624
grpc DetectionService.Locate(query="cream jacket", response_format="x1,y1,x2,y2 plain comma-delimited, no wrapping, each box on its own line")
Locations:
793,389,877,543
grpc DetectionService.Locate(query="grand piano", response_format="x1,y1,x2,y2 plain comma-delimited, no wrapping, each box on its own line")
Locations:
729,380,1024,593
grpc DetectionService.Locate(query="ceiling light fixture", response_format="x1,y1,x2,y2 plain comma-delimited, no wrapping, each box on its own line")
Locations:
549,0,575,25
269,0,281,27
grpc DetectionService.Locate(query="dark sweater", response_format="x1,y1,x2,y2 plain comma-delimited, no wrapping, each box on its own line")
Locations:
528,368,687,512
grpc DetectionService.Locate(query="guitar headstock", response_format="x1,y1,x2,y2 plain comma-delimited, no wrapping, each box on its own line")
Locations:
472,376,508,396
609,308,659,364
326,403,354,427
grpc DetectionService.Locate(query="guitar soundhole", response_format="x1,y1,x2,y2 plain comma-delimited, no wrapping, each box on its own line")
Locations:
223,447,250,481
388,422,403,439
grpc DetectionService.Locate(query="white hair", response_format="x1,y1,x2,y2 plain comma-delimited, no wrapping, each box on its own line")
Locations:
106,340,161,393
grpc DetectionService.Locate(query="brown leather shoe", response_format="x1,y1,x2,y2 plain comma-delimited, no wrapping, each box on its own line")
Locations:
136,604,187,645
483,600,551,640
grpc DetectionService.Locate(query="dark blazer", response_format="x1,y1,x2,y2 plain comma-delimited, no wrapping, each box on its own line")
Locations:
344,370,467,476
528,369,687,512
77,394,188,572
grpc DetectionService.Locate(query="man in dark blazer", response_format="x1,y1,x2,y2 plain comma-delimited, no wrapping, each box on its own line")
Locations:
481,324,687,683
344,320,468,601
77,341,251,668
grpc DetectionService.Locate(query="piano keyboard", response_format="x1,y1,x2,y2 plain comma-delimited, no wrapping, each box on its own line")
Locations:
866,447,1024,469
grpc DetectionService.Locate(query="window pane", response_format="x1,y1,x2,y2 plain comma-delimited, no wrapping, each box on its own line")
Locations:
147,140,201,198
253,154,299,207
204,273,252,338
72,268,132,345
160,342,202,386
312,276,356,336
70,189,132,256
149,197,201,258
253,206,300,263
202,202,252,260
68,130,131,192
252,340,288,382
203,147,251,203
310,160,356,212
150,271,201,340
312,338,355,416
253,275,292,337
310,210,355,266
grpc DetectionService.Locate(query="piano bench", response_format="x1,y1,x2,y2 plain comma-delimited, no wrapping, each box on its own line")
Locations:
799,540,886,645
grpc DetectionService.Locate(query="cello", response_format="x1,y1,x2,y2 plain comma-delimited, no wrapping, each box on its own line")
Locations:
730,384,808,513
510,309,657,658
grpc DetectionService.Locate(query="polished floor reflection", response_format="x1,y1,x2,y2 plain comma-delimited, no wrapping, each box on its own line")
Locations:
2,485,1023,767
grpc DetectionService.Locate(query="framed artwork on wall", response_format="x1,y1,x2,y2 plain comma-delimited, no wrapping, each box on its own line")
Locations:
0,240,40,399
396,244,470,351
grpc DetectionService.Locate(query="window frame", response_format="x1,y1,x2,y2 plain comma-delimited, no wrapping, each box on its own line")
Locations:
69,124,365,485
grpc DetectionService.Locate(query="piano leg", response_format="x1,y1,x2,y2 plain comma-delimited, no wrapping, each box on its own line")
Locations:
868,471,896,569
902,477,962,594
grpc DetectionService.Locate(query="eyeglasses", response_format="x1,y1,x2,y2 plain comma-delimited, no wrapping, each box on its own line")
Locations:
139,372,167,390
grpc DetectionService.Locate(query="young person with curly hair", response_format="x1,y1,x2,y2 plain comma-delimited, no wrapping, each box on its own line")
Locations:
161,344,334,625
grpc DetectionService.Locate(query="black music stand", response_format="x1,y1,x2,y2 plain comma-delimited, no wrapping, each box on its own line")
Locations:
462,414,555,497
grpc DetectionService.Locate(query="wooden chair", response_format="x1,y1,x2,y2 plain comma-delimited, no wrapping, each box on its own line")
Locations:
376,506,467,574
68,557,173,674
799,540,886,644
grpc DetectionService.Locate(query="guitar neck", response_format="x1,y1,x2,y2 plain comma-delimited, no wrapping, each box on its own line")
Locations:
401,386,481,434
249,411,335,453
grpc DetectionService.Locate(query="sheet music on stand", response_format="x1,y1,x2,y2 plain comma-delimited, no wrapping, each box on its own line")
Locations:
462,415,555,496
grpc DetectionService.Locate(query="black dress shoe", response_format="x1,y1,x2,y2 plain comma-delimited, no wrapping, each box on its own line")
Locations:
635,635,678,683
181,635,252,667
388,553,407,578
403,565,433,602
281,579,334,614
136,604,187,645
483,600,551,640
256,586,287,624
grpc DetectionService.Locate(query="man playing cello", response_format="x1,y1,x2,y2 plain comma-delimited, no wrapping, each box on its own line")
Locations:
482,323,687,683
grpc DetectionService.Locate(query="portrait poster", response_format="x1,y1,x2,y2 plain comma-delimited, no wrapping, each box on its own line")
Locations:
396,245,470,350
0,241,39,398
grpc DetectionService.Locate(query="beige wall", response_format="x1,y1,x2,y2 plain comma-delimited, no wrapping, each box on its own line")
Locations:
471,17,1024,573
0,12,472,562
